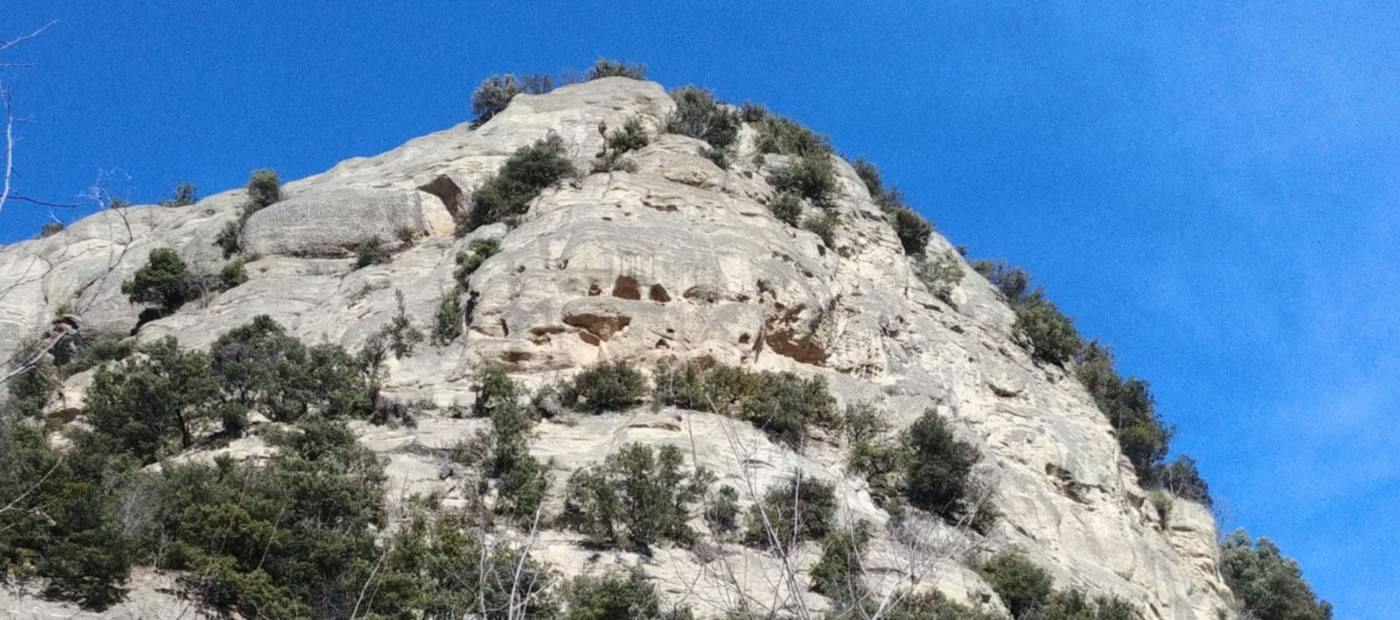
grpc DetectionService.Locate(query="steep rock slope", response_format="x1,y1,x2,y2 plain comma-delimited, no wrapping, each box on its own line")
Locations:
0,78,1229,618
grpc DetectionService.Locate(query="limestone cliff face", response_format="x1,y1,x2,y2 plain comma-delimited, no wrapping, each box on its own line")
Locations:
0,78,1229,618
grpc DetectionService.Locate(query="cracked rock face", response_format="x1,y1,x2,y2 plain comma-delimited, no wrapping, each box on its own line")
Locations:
0,77,1229,619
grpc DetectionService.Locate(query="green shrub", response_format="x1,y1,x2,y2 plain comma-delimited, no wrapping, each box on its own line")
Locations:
460,134,576,233
902,409,981,520
471,363,526,420
562,443,699,552
1016,291,1082,365
55,331,135,377
769,192,803,227
121,248,200,312
214,170,279,258
875,186,906,212
810,523,870,607
520,72,555,94
739,101,768,123
158,183,198,207
1149,488,1173,527
463,365,552,521
916,251,964,303
973,260,1083,365
470,72,555,116
754,115,831,156
219,258,248,289
803,209,838,249
354,236,392,268
245,169,281,212
770,150,837,204
851,158,905,212
652,361,755,412
146,419,387,618
455,237,502,287
1039,590,1141,620
0,424,133,611
431,289,465,345
85,337,218,462
892,206,933,255
214,220,242,257
1160,454,1211,506
653,362,839,449
705,485,741,535
846,436,902,509
371,507,560,618
843,403,889,445
845,408,987,526
606,116,650,153
852,158,883,198
973,259,1032,301
743,474,837,548
977,551,1142,620
1075,342,1173,484
472,74,524,121
39,221,64,237
559,360,647,413
563,567,691,620
4,327,403,613
665,87,740,150
1219,530,1333,620
743,370,840,448
209,315,368,423
700,145,729,169
375,290,424,359
4,343,59,418
587,58,647,80
592,150,638,174
395,224,418,246
880,592,1007,620
493,440,552,522
979,551,1055,619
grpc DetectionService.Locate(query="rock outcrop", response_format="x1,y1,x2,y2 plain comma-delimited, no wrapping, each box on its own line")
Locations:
0,77,1230,618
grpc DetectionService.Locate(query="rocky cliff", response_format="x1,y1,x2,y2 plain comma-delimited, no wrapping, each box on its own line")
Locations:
0,77,1230,618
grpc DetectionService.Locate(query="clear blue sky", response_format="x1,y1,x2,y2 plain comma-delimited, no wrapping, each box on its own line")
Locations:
2,2,1395,617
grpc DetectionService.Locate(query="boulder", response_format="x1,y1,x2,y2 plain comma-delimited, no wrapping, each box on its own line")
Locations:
243,188,426,257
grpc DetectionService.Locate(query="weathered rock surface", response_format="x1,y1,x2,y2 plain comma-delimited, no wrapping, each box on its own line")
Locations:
242,187,430,257
0,77,1229,618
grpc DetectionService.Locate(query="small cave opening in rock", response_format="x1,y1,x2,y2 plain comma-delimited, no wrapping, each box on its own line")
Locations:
131,308,165,334
648,284,671,303
612,275,641,300
564,312,632,341
418,175,464,216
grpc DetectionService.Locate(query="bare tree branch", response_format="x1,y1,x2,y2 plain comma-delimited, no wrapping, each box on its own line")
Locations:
0,21,55,54
1,87,14,215
0,20,58,215
10,194,82,208
507,498,546,620
0,314,76,385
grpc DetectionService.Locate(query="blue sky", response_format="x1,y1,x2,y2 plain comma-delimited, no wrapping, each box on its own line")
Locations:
2,2,1394,617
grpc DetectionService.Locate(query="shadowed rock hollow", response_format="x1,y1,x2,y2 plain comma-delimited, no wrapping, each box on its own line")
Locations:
0,77,1230,619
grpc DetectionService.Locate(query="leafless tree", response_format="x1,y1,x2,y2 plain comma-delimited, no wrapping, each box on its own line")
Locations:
0,20,59,216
